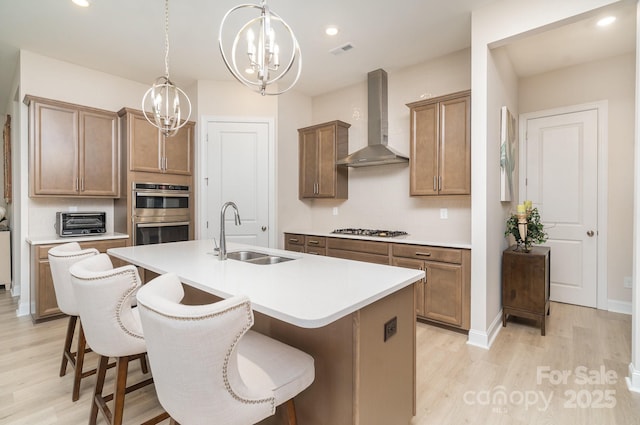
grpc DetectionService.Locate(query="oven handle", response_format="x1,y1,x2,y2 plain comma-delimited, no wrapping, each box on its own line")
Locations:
135,192,190,198
135,221,191,228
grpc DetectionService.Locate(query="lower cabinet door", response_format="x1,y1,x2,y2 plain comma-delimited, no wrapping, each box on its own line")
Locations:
424,261,463,326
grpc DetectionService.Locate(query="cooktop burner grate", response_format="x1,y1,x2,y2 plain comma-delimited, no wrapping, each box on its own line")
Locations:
331,228,408,238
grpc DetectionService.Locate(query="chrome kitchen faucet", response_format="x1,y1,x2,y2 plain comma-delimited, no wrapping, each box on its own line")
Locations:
219,201,241,260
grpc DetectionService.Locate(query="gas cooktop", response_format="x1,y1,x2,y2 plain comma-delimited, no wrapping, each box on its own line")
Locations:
331,228,408,238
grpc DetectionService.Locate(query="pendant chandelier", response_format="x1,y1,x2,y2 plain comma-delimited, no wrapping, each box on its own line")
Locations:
142,0,191,137
218,0,302,96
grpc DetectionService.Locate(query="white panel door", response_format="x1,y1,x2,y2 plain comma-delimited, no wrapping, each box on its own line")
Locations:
206,120,270,247
524,109,598,307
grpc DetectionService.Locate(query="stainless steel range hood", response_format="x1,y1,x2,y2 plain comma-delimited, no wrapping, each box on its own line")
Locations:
336,69,409,167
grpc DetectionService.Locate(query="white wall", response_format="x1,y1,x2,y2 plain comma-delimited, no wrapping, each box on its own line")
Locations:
470,0,623,348
519,53,636,308
306,49,472,244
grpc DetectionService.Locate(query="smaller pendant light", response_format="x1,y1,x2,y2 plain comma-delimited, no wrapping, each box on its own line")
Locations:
142,0,191,137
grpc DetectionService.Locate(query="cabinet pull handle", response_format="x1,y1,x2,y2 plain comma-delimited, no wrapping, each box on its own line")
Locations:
289,238,299,243
308,240,319,245
433,176,437,191
438,176,442,191
80,178,84,192
308,251,320,255
416,251,432,257
75,178,79,191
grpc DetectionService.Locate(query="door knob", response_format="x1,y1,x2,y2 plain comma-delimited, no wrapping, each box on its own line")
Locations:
587,230,595,237
261,226,267,232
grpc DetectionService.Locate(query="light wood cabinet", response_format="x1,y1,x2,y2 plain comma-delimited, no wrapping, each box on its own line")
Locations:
502,246,550,335
304,235,326,256
407,91,470,196
284,233,305,253
26,96,119,198
298,120,349,199
30,238,128,322
327,237,390,265
118,108,194,176
391,244,470,330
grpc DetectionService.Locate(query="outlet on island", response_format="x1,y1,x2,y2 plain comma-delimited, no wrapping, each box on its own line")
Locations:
384,316,397,342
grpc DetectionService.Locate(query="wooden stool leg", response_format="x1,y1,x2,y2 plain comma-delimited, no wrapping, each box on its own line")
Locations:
90,355,109,425
284,399,298,425
71,321,88,401
139,353,149,374
112,356,130,425
60,315,77,376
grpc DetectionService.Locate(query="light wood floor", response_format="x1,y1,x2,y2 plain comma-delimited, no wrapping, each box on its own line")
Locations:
1,287,639,425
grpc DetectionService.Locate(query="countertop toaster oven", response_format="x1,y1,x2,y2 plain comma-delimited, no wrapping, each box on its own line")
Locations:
55,212,107,237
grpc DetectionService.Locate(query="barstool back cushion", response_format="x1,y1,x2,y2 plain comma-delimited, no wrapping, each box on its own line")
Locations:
48,242,99,316
137,273,275,425
70,254,146,358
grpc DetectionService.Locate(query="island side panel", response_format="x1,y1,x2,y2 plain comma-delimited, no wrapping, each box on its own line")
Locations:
252,310,356,425
355,283,416,425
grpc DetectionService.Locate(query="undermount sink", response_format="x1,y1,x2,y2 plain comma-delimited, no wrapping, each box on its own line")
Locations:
227,250,269,261
227,250,296,265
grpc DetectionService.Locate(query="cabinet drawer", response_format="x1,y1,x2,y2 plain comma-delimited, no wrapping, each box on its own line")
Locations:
284,233,305,246
327,249,390,265
392,244,462,264
327,238,389,256
305,236,326,248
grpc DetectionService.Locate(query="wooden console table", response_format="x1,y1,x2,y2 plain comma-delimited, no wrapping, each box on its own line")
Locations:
502,245,550,335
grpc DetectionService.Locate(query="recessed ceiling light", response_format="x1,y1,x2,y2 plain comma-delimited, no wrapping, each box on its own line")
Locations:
72,0,90,6
325,26,339,36
597,16,616,27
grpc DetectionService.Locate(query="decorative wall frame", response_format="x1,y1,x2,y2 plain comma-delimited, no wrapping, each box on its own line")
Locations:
3,114,11,204
500,106,516,202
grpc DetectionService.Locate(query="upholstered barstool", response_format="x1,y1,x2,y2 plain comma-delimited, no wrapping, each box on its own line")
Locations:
136,272,315,425
48,242,99,401
70,253,166,425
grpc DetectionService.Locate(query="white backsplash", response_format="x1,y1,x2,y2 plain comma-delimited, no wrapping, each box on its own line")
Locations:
28,198,115,237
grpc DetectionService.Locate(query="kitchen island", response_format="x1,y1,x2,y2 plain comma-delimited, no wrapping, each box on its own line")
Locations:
108,239,424,425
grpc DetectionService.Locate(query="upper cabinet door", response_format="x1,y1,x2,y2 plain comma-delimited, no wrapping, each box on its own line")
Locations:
409,102,438,195
407,91,471,196
79,110,118,196
30,101,79,196
129,112,162,173
27,96,119,198
163,123,193,175
298,120,349,200
439,95,471,195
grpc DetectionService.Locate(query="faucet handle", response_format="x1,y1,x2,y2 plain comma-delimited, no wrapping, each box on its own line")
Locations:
213,237,219,252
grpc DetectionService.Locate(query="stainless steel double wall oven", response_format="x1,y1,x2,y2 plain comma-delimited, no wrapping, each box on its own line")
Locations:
132,183,190,245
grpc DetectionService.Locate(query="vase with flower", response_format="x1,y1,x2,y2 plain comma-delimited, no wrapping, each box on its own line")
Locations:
504,201,548,252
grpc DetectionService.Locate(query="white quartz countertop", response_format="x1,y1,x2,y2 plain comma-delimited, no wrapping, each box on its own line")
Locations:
108,239,424,329
287,230,472,250
27,232,129,245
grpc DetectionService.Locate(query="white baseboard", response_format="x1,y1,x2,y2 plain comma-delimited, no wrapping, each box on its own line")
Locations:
607,299,632,315
16,300,30,317
626,363,640,393
467,310,503,350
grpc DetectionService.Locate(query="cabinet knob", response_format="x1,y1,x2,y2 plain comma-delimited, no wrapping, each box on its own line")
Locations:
587,230,595,237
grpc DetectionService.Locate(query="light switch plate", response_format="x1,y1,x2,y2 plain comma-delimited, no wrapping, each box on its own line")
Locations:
440,208,448,219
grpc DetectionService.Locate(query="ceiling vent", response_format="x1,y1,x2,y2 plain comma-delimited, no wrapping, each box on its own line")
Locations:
330,43,355,55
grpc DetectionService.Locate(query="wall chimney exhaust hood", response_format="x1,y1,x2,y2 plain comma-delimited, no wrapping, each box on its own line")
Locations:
336,69,409,167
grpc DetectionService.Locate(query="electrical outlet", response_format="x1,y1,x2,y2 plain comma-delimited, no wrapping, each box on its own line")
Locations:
332,207,339,216
624,276,633,289
440,208,448,219
69,206,78,212
384,316,397,342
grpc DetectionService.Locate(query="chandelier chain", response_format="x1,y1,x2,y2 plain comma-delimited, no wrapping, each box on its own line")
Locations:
164,0,170,78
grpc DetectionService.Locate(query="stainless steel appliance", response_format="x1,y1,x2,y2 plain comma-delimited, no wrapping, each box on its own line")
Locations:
132,183,190,245
331,228,408,238
55,212,107,237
